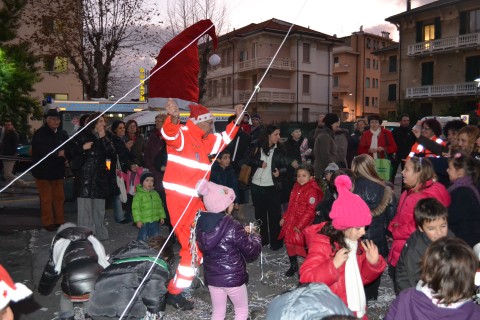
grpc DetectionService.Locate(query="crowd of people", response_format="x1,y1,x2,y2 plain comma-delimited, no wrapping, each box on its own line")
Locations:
2,106,480,320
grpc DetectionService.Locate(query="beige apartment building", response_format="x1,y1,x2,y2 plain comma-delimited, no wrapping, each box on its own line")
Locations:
332,30,397,121
2,0,83,111
202,18,341,123
386,0,480,118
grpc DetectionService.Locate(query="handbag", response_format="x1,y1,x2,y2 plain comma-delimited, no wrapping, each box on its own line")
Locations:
375,154,393,181
238,147,258,185
116,156,128,203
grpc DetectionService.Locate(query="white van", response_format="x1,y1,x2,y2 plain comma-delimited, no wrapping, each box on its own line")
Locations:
123,109,235,139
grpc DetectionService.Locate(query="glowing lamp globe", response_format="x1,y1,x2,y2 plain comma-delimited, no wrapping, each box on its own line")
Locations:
209,54,221,66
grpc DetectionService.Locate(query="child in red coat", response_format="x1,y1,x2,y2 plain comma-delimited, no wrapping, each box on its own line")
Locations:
279,164,323,277
300,175,386,319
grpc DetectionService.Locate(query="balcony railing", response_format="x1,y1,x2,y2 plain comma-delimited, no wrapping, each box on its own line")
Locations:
238,90,295,103
407,32,480,56
405,82,478,98
332,85,350,93
238,57,296,72
333,64,350,73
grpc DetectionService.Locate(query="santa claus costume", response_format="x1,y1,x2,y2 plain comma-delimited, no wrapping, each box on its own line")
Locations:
149,19,240,310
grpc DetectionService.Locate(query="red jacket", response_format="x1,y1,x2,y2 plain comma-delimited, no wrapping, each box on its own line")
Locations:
300,222,386,318
387,180,451,266
358,128,397,158
278,180,323,246
161,117,239,198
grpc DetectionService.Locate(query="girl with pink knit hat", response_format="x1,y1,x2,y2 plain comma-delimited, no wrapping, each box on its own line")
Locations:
299,175,386,319
195,179,262,320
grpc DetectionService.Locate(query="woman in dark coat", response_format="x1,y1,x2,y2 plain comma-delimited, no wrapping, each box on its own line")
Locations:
351,154,397,300
70,113,116,240
125,119,146,166
246,124,288,250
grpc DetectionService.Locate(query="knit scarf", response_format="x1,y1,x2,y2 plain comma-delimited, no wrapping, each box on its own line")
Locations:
344,239,366,318
448,176,480,204
370,128,381,159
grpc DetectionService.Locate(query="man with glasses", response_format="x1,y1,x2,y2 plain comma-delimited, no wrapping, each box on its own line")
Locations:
31,109,69,231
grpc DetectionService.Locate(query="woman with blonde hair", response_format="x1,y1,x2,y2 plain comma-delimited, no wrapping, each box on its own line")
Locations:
351,154,397,300
456,125,480,155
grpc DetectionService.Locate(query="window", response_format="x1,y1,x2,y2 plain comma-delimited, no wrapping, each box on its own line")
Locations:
251,43,257,59
366,38,371,48
239,51,247,62
366,77,370,88
226,77,232,96
366,58,371,69
212,80,217,97
460,9,480,34
334,56,339,66
365,97,370,106
303,43,310,63
375,79,379,88
416,18,441,42
389,55,397,72
303,74,310,94
43,56,68,72
421,62,434,86
424,24,435,41
333,76,339,87
388,84,397,101
221,78,226,96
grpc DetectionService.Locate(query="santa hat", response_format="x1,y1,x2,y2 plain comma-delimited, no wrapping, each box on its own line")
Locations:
329,175,372,230
149,19,218,108
189,104,213,124
196,179,236,213
0,265,32,310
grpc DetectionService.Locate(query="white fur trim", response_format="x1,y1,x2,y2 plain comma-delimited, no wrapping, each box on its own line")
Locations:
190,112,213,124
87,235,110,269
53,238,71,274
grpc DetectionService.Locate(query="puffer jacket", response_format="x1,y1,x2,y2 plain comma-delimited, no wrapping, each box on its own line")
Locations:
300,223,386,318
278,180,323,246
86,240,170,318
353,177,397,258
387,180,451,266
38,225,108,297
31,125,69,180
71,129,116,199
195,212,261,287
132,185,165,223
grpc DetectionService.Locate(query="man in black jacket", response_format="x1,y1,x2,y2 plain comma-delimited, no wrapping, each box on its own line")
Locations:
391,114,415,182
32,109,69,231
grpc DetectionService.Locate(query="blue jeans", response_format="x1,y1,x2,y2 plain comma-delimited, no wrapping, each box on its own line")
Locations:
112,195,126,223
137,222,160,241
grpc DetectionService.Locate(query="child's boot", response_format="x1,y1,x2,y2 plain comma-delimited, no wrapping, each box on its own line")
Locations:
285,256,298,277
166,292,194,310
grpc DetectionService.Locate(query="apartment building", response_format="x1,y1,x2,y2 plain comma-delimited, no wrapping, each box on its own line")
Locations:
332,30,396,121
386,0,480,118
202,18,341,123
4,0,83,104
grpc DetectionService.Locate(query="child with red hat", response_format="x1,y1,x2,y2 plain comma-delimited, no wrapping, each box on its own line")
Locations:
0,264,32,320
195,179,261,320
299,175,386,319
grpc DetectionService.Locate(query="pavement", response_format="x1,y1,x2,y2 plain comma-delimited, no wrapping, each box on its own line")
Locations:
0,171,403,320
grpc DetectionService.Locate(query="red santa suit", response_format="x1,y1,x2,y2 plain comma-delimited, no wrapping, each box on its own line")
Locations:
162,108,238,294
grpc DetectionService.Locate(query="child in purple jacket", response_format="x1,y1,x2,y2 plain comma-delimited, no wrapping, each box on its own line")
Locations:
386,237,480,320
195,179,262,320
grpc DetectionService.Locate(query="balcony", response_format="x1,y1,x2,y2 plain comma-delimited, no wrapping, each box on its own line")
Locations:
238,90,295,103
332,85,350,94
407,32,480,56
238,57,296,72
405,82,478,98
333,64,350,74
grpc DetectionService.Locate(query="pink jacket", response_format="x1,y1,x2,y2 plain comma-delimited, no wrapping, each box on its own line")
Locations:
387,180,451,266
300,223,386,319
121,167,144,195
278,180,323,247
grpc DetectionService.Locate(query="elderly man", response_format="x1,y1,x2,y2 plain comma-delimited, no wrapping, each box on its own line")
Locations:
31,109,69,232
